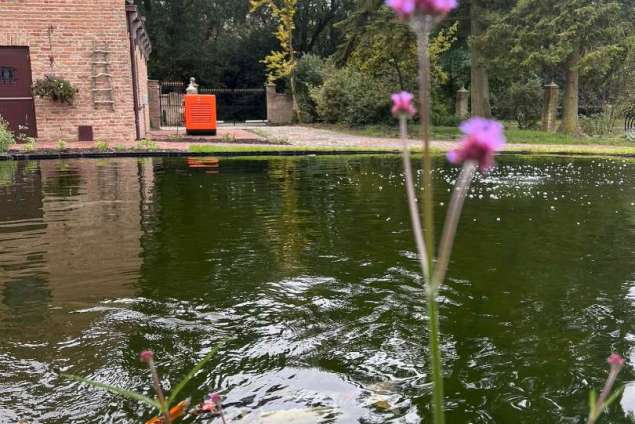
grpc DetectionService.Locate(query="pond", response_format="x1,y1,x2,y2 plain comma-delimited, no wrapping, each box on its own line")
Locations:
0,155,633,423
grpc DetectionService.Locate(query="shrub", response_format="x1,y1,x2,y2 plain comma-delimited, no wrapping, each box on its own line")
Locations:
0,116,15,153
312,66,392,127
95,140,110,152
579,111,616,136
295,54,326,122
33,75,78,105
496,77,543,129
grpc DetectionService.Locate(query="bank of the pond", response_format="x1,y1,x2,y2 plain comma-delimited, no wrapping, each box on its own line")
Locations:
2,124,634,159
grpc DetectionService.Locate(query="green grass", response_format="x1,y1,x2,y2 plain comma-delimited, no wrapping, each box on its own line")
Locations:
309,123,632,146
189,142,635,157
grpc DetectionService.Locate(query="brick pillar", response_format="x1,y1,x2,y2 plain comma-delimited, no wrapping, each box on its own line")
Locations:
148,80,161,129
542,81,559,132
455,87,469,119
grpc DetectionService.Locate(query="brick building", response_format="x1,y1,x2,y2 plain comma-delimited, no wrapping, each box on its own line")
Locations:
0,0,151,143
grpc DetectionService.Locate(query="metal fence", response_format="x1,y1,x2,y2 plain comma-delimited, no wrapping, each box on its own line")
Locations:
626,109,635,141
159,81,266,126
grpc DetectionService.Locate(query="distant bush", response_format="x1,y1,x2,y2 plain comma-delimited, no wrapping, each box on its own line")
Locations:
579,109,618,136
295,54,326,123
496,77,543,129
312,66,392,126
0,116,15,153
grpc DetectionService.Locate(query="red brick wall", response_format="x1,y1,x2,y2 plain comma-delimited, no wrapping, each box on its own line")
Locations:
0,0,147,143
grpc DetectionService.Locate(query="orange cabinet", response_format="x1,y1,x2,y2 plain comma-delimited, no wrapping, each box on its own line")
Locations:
184,94,217,135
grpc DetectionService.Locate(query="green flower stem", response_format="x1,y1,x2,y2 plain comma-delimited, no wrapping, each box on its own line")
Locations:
399,115,431,282
414,17,436,266
147,359,171,424
428,291,445,424
432,161,477,291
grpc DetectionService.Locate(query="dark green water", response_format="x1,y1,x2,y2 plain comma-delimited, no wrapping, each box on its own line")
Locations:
0,156,633,423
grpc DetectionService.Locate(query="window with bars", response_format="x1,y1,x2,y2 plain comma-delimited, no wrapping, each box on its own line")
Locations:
0,67,16,84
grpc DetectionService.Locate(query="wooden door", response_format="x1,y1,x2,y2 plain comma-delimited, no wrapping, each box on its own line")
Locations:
0,47,37,138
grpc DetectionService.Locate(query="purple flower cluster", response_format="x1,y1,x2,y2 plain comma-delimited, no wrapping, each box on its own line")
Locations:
386,0,458,19
447,118,506,172
391,91,417,117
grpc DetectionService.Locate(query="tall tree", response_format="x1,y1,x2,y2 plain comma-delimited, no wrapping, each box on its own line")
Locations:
484,0,626,134
468,0,492,118
251,0,302,122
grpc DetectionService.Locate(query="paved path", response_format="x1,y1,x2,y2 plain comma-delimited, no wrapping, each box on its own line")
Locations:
249,125,455,149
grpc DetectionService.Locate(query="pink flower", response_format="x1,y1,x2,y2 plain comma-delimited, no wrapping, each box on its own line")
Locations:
416,0,458,15
386,0,457,18
139,350,154,363
209,392,222,404
391,91,417,117
447,117,506,172
608,353,625,367
386,0,416,19
200,399,217,412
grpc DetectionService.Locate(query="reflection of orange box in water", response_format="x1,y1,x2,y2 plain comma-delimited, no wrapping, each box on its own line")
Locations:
184,95,217,135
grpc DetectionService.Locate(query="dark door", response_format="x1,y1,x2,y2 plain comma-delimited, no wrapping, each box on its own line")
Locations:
0,47,37,138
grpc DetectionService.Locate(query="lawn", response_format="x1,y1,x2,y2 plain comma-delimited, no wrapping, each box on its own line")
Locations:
311,123,632,146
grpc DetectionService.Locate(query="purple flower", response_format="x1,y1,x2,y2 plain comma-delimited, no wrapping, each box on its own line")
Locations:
386,0,457,18
386,0,416,19
608,353,625,368
391,91,417,117
416,0,458,15
139,350,154,363
209,392,222,404
447,117,506,172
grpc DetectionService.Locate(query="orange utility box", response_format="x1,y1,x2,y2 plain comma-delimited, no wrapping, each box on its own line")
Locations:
184,95,217,135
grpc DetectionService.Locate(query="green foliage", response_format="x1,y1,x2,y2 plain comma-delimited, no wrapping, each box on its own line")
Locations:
23,138,37,153
251,0,298,83
496,77,543,129
95,140,110,152
295,54,326,122
62,374,162,409
312,65,392,126
0,116,15,153
33,75,78,105
137,138,158,151
62,344,222,416
56,140,67,150
579,110,619,136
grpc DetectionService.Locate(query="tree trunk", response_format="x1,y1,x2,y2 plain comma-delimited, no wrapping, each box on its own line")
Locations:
469,0,492,118
560,53,579,134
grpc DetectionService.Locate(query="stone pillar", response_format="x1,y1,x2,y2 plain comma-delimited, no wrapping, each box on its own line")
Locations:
148,80,161,130
455,87,469,119
266,83,294,125
542,81,559,132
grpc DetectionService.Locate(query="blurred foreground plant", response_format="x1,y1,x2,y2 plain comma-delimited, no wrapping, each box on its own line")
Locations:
63,347,226,423
387,1,625,424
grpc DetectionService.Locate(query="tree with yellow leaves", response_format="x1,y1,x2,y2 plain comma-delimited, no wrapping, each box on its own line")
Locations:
250,0,301,122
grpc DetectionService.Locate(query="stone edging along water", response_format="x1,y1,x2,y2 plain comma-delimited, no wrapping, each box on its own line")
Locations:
1,149,634,161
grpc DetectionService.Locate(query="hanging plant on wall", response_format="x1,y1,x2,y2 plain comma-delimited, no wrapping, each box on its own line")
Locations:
33,75,78,105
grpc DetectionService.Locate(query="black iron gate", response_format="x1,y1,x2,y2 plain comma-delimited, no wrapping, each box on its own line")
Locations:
159,81,266,126
626,109,635,141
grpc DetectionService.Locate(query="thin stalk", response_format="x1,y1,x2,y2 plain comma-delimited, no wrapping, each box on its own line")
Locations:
148,359,171,424
587,365,623,424
427,292,445,424
431,161,477,291
414,16,435,265
399,115,431,282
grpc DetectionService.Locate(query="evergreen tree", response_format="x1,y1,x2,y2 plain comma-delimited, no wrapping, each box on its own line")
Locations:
484,0,627,134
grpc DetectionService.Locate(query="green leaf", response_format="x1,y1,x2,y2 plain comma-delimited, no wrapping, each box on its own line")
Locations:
589,389,597,417
62,374,161,410
168,343,223,406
